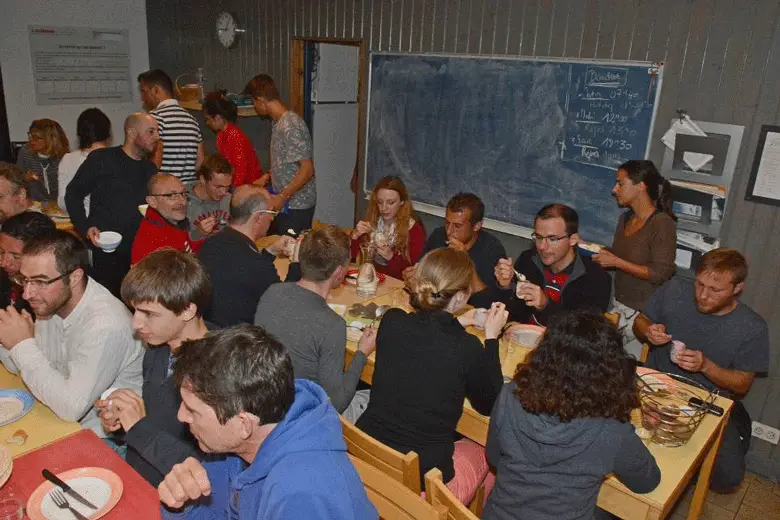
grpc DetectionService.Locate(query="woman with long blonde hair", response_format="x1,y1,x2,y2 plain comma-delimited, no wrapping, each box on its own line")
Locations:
357,248,507,505
16,118,70,203
350,175,425,279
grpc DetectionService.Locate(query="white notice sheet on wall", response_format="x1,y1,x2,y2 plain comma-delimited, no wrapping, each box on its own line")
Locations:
751,131,780,201
28,25,132,105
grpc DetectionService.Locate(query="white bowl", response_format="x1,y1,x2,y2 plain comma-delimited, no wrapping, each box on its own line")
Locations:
328,304,347,317
508,324,546,348
97,231,122,253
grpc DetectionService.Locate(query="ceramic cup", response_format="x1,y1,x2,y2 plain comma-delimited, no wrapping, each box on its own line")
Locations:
97,231,122,253
670,340,686,364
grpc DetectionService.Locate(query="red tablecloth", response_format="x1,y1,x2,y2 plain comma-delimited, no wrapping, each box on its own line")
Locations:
0,429,161,519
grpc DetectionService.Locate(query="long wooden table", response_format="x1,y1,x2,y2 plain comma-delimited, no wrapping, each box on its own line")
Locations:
0,366,81,458
272,257,733,520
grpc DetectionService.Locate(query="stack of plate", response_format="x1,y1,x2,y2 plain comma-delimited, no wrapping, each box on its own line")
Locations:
0,444,12,487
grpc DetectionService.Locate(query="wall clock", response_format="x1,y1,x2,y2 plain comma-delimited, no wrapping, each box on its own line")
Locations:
216,11,244,49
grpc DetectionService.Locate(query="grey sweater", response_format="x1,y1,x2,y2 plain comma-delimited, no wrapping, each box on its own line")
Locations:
254,283,367,412
186,186,231,240
483,383,660,520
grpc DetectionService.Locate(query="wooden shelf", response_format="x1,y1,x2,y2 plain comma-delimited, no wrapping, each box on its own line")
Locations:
179,99,258,117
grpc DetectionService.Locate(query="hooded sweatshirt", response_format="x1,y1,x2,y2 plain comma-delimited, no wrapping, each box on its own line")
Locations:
483,383,660,520
161,379,377,520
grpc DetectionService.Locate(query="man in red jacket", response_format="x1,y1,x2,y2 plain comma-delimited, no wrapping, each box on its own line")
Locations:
131,173,203,265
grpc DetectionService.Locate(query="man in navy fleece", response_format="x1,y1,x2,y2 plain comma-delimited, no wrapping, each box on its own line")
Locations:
158,324,377,519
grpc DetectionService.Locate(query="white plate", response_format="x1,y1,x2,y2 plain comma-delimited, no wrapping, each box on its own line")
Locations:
40,477,111,519
27,467,123,520
328,304,347,317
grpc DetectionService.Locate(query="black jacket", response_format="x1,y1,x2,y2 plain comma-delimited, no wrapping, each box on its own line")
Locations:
197,228,301,327
497,249,611,325
124,345,201,487
356,309,503,485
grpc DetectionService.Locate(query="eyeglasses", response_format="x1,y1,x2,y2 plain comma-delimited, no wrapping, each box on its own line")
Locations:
150,191,188,200
254,209,279,217
27,133,44,141
531,233,570,245
13,271,73,290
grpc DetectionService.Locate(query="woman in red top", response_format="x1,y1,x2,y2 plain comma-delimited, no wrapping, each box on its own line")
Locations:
202,92,263,187
350,176,425,280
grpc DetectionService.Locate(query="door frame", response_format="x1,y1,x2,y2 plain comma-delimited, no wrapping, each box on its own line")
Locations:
290,37,367,226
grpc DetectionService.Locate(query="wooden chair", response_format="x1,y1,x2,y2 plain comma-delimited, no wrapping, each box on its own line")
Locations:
604,312,650,362
312,218,354,239
349,454,448,520
604,311,620,328
639,343,650,363
424,468,480,520
340,415,422,494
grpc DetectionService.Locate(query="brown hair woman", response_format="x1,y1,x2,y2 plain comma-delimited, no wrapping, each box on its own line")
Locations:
350,175,425,280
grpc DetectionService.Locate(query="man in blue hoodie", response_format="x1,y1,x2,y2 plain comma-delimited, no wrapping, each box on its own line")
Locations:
158,323,377,519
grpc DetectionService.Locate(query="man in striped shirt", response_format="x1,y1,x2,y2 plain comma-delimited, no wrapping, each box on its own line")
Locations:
138,69,204,185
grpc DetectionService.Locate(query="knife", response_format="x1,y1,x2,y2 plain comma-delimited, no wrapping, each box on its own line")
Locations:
688,397,724,417
42,469,98,510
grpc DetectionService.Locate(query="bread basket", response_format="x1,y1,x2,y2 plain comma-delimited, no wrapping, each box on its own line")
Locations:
638,370,718,447
175,74,201,102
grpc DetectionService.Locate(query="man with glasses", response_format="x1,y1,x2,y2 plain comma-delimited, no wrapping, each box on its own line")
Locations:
0,231,143,438
197,185,298,327
131,173,203,264
66,113,159,297
0,212,56,314
187,154,233,241
494,204,611,325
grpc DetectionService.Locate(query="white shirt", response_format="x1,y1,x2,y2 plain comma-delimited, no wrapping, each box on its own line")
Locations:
58,150,91,213
0,278,144,436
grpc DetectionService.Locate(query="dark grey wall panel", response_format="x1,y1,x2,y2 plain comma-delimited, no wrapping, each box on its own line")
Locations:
147,0,780,478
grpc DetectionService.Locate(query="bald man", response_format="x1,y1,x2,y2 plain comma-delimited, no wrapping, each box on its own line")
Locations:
197,185,299,326
66,112,159,296
131,173,203,264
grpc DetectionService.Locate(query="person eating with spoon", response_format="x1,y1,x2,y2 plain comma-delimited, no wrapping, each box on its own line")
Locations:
494,204,611,325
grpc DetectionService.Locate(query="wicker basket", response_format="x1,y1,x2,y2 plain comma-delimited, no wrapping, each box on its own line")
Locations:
175,74,201,102
638,371,718,447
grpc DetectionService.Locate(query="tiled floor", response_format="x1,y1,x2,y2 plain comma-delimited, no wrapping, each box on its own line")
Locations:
669,472,780,520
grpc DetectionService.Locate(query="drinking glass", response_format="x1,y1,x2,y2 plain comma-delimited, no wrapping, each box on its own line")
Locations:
359,243,376,266
0,499,23,520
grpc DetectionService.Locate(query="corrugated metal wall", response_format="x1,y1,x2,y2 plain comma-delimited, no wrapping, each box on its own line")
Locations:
147,0,780,478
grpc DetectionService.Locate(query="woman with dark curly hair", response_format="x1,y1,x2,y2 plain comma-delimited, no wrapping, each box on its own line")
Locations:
483,310,660,520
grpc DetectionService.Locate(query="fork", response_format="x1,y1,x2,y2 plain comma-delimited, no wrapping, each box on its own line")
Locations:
50,488,89,520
